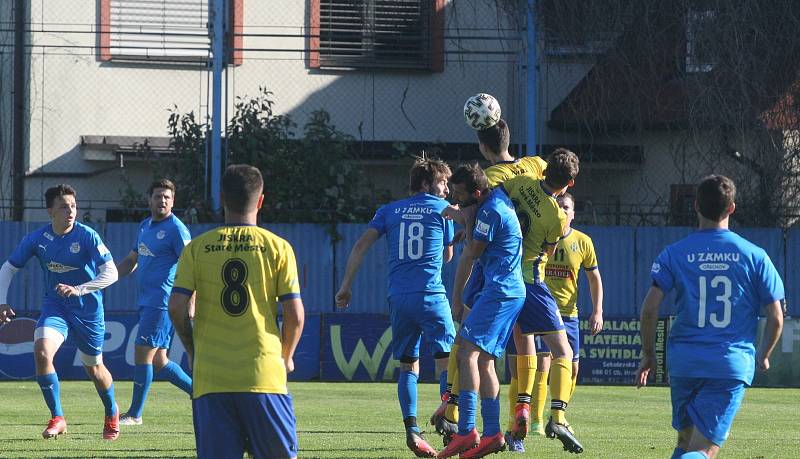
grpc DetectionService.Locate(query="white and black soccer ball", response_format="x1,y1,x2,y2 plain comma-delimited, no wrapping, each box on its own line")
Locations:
463,93,501,130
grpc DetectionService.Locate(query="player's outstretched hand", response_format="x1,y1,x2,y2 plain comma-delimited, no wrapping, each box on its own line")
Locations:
636,352,656,388
0,304,15,323
335,289,351,309
55,284,79,298
589,313,603,336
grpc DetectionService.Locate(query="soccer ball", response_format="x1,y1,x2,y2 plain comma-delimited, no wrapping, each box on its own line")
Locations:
463,93,501,130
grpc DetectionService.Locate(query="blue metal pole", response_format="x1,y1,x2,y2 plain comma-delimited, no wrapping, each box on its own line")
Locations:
526,0,537,156
210,0,224,214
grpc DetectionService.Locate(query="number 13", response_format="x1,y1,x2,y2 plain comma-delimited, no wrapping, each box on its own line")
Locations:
698,275,732,328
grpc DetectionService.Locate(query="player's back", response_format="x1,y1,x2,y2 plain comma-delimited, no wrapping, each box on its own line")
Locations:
653,229,784,384
485,156,547,188
502,176,566,284
544,229,597,317
369,193,454,297
175,225,300,397
475,189,525,299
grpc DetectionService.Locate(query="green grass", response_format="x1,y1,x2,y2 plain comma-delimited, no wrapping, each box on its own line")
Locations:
0,381,797,458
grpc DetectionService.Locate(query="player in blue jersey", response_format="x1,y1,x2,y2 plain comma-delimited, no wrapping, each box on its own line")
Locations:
0,185,121,440
336,157,455,458
438,163,525,459
115,179,193,425
637,175,784,459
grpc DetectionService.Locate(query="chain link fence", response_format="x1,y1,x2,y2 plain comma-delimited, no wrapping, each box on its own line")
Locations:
1,1,798,227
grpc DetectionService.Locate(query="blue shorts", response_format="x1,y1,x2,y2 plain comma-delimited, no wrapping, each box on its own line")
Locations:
38,303,105,356
670,376,746,447
460,294,524,358
389,292,455,360
535,316,580,361
134,307,174,349
463,264,485,308
516,282,565,335
193,392,298,459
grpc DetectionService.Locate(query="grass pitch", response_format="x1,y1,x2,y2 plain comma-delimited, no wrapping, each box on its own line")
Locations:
0,381,797,458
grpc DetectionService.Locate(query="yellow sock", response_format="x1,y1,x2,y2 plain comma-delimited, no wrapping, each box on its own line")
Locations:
444,344,459,422
532,369,549,424
516,355,537,401
570,372,578,400
550,357,572,424
506,376,518,431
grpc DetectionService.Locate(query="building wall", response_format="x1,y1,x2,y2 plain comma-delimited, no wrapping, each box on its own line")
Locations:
20,0,526,219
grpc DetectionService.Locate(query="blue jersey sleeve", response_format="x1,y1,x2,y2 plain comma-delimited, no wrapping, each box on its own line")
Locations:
756,254,785,305
650,248,675,293
88,230,114,266
443,219,454,246
172,222,192,258
473,209,501,243
132,220,145,252
367,206,387,235
7,232,36,268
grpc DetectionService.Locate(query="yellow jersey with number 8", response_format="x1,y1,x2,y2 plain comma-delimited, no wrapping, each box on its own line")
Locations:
173,224,301,398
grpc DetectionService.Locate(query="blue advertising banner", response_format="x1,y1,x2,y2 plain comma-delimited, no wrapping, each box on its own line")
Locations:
0,313,322,382
321,313,438,382
577,318,669,385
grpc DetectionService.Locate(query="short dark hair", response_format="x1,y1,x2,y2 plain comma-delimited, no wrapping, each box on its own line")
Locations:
148,178,176,196
558,191,574,205
451,162,489,195
544,148,580,188
222,164,264,213
697,175,736,221
45,184,76,208
476,119,510,155
409,157,451,193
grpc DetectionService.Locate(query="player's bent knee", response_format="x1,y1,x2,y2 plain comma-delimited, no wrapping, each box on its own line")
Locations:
34,327,65,347
79,351,103,367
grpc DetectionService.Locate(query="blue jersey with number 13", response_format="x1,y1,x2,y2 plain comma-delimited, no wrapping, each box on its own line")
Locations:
651,228,784,385
368,193,454,297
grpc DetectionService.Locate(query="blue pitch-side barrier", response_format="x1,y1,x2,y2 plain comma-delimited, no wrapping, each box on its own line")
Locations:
2,312,798,386
0,221,794,316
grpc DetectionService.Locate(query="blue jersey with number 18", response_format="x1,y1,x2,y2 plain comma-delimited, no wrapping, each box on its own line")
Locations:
368,193,454,297
650,228,784,385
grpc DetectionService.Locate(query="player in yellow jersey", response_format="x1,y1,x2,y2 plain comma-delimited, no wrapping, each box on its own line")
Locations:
531,192,604,438
431,119,547,445
501,148,584,453
168,164,305,459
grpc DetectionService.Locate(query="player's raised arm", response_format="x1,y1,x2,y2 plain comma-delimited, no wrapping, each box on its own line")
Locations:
636,285,664,388
756,300,784,372
335,228,380,309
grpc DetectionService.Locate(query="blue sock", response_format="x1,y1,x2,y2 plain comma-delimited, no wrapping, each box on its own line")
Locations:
398,371,418,420
458,390,478,435
481,397,501,436
96,383,117,417
671,448,686,459
439,371,448,398
128,364,153,418
157,361,192,395
37,373,64,417
680,452,708,459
